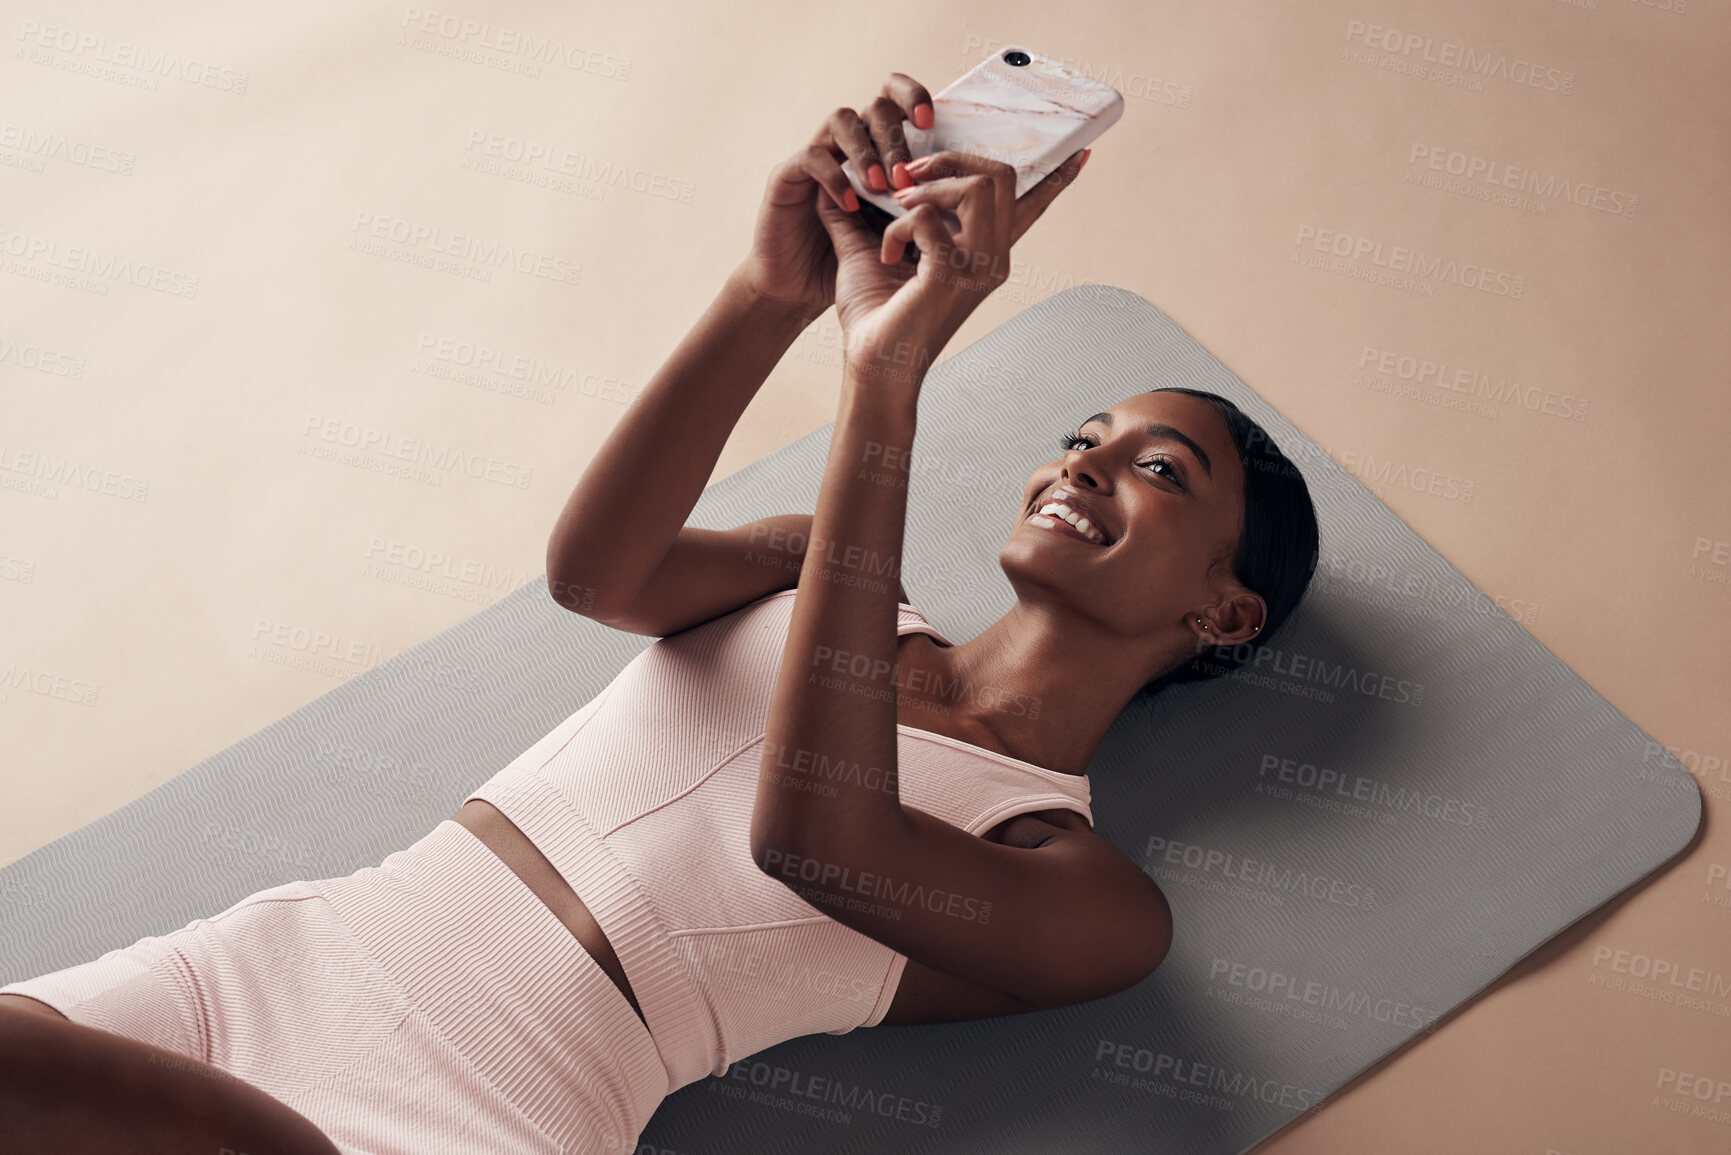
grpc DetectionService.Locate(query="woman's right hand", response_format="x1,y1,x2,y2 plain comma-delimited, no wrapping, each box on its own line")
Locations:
738,73,937,321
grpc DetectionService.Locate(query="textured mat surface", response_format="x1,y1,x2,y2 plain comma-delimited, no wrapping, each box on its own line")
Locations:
0,285,1700,1154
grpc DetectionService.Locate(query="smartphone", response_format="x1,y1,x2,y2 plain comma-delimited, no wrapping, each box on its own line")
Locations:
841,46,1123,231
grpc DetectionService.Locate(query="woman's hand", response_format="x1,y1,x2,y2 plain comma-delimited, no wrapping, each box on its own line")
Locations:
815,146,1088,387
738,73,938,322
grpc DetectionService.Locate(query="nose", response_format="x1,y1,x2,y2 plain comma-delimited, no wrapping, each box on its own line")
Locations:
1060,450,1107,493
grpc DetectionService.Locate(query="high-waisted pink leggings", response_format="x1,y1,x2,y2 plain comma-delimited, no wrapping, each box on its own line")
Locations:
0,820,671,1155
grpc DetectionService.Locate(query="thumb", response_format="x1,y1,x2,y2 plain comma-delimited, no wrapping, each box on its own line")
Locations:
815,189,883,261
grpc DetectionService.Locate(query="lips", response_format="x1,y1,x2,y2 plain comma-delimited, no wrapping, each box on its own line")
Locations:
1028,489,1116,546
1027,508,1105,546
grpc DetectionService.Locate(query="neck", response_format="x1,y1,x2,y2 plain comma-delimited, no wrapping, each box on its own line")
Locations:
897,599,1169,777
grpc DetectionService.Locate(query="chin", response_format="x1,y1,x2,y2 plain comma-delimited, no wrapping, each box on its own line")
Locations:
998,539,1087,604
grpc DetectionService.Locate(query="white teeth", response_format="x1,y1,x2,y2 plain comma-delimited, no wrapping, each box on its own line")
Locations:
1035,502,1105,544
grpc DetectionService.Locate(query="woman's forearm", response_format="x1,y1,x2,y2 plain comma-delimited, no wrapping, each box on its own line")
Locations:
752,361,924,864
546,262,821,618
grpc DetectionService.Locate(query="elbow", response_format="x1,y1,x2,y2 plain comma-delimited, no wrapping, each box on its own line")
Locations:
546,565,624,622
546,564,593,615
748,814,801,882
749,811,846,890
546,533,611,618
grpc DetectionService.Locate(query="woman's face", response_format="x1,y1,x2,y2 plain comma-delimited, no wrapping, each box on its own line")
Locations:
1001,390,1262,667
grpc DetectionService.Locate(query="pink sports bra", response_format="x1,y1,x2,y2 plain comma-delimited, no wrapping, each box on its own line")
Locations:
464,590,1093,1092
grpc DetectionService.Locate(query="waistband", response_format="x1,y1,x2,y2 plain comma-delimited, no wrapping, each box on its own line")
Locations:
467,764,718,1091
317,818,670,1151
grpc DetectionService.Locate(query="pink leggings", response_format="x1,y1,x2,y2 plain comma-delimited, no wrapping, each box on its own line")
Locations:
0,820,670,1155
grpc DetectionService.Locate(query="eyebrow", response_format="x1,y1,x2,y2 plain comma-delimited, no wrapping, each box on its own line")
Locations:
1081,412,1213,477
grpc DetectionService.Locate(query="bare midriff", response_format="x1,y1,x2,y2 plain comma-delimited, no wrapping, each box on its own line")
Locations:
449,798,646,1026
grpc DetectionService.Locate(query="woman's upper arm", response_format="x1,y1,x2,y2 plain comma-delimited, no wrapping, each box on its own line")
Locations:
757,808,1172,1010
554,512,772,635
561,513,912,637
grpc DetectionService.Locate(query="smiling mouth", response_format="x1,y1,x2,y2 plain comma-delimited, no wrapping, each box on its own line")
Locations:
1025,507,1109,546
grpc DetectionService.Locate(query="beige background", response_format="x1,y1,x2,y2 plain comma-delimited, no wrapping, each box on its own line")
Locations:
2,1,1726,1151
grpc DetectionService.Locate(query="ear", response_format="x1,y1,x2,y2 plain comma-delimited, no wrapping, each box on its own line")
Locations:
1198,589,1267,648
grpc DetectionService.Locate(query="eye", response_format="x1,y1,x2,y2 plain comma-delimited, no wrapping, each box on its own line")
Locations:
1057,429,1185,487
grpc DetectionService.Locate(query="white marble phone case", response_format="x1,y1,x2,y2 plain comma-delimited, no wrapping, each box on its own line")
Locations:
841,46,1123,227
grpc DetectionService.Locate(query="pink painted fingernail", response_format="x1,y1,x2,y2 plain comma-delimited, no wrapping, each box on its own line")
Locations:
868,164,888,191
892,162,914,189
1078,149,1092,171
843,187,859,212
914,103,934,129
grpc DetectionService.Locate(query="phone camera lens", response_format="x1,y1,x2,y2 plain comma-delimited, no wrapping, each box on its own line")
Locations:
1003,50,1030,67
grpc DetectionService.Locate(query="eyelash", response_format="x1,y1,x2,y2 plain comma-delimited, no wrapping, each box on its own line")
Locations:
1057,430,1184,486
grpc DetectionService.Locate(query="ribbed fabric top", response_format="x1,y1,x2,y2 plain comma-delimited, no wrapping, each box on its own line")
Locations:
465,590,1092,1092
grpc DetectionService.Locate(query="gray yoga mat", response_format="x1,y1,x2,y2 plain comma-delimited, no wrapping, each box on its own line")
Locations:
0,285,1700,1154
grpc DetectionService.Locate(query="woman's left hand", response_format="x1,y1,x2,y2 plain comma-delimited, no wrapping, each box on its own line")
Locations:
815,147,1088,386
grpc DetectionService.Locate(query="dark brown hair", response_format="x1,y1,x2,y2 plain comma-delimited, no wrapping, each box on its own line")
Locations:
1137,388,1320,698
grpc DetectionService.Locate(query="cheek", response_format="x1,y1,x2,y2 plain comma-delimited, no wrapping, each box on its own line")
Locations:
1118,516,1202,582
1119,541,1174,582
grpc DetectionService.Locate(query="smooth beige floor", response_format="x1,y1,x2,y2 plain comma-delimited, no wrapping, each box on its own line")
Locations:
2,2,1726,1151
